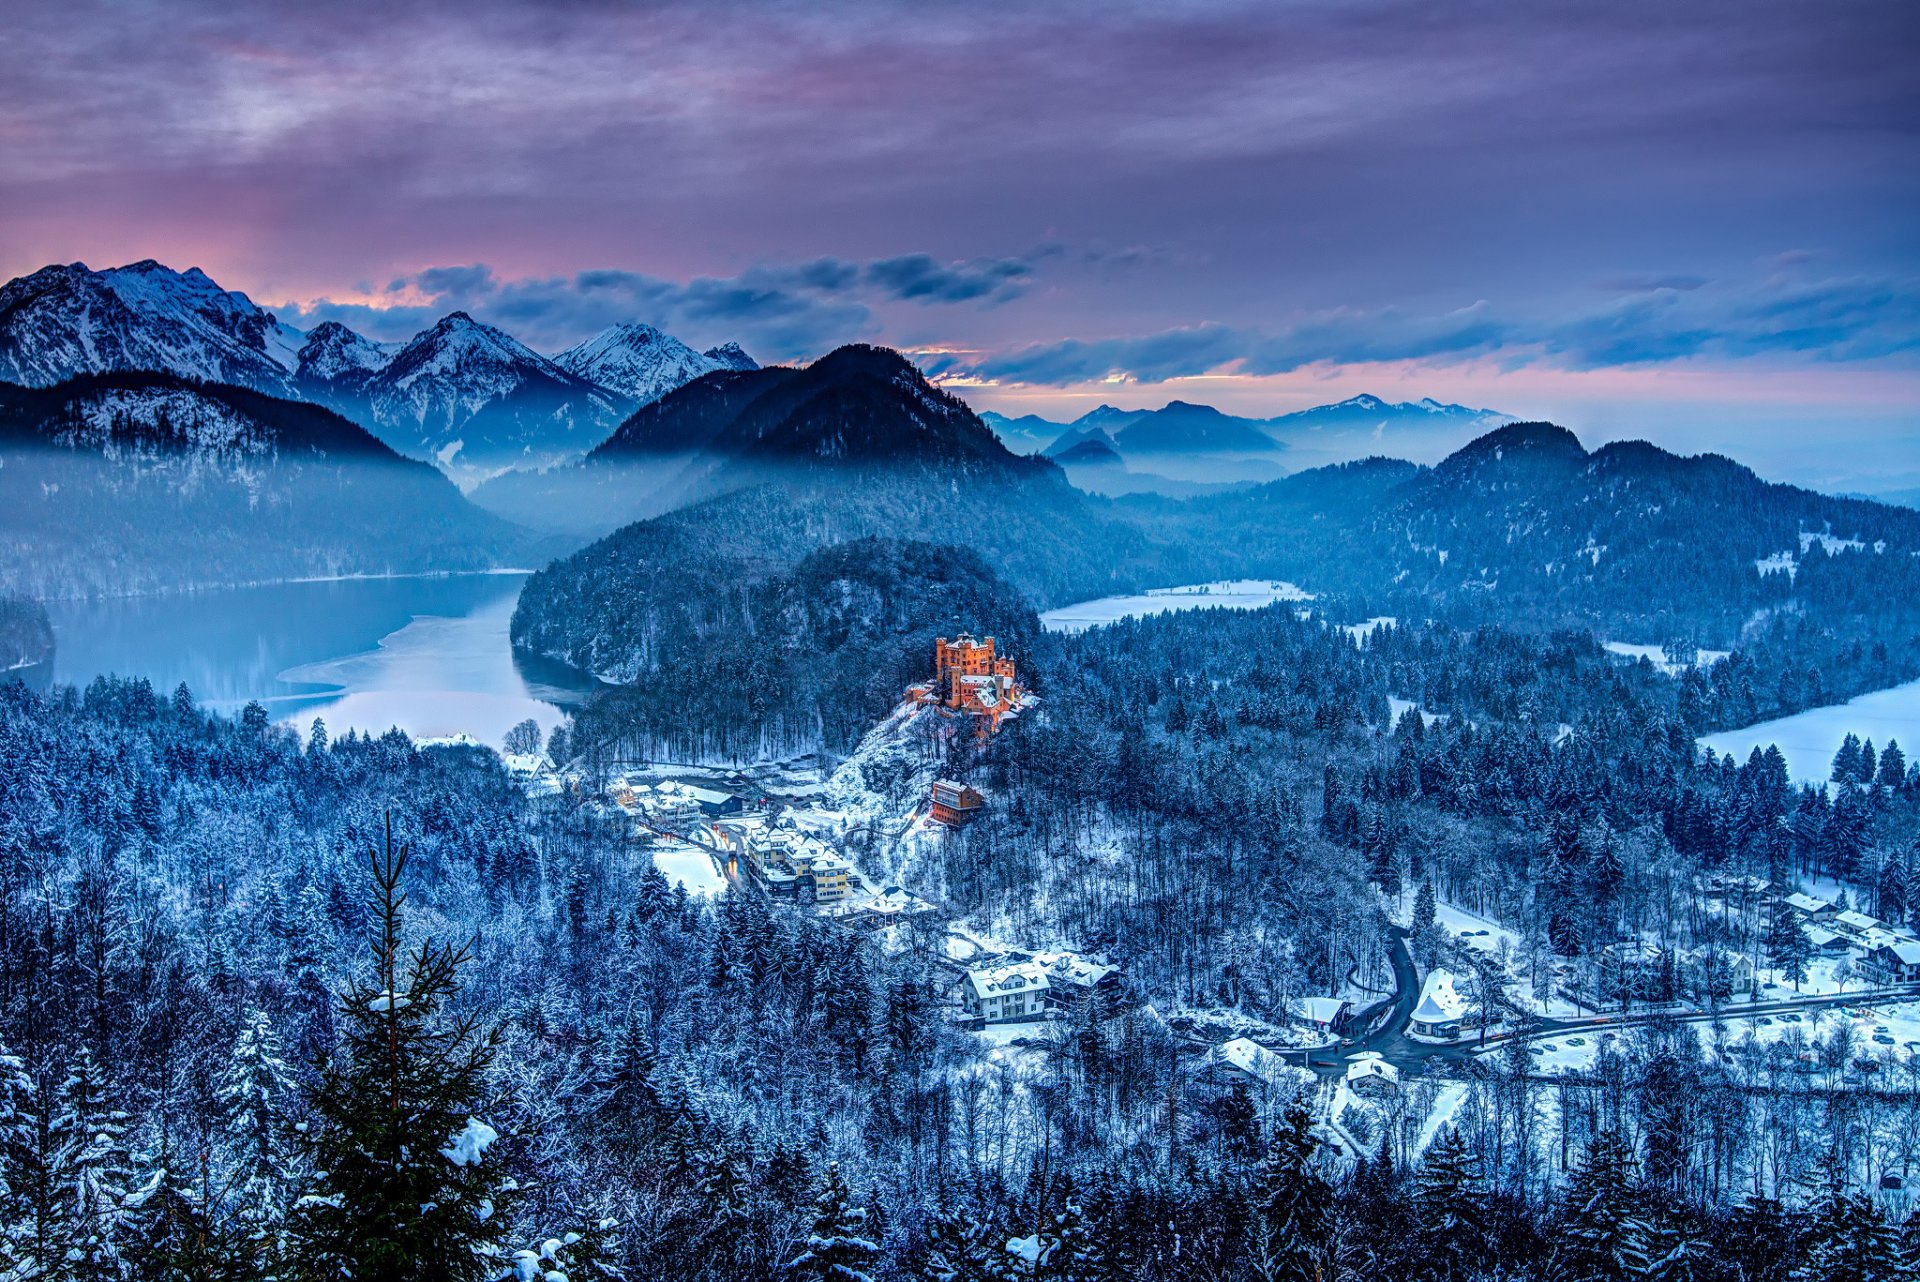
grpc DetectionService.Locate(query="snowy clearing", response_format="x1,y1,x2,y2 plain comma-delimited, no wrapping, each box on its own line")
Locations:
1699,677,1920,782
649,839,727,896
1602,642,1730,674
1040,579,1314,633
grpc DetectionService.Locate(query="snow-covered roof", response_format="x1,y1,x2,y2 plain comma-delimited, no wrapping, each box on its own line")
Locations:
1412,970,1468,1025
1835,910,1879,932
1035,951,1118,989
964,961,1050,1001
1292,996,1349,1026
1877,939,1920,965
1214,1037,1310,1091
1785,892,1833,914
1346,1055,1398,1085
1216,1037,1276,1076
1802,925,1847,948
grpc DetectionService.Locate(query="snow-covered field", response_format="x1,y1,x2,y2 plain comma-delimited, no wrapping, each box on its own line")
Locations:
649,839,727,896
1699,677,1920,782
1040,579,1313,633
1602,642,1731,675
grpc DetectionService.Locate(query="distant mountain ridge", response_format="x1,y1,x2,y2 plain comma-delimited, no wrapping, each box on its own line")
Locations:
473,344,1056,535
982,392,1514,495
0,372,526,597
0,259,756,484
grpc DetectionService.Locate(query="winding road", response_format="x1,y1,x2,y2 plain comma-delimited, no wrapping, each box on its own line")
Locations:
1285,929,1920,1079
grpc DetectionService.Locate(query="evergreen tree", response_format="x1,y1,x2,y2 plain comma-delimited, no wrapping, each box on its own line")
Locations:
56,1045,158,1279
1556,1131,1653,1282
1245,1106,1333,1282
782,1161,881,1282
1765,900,1812,991
0,1044,58,1280
289,816,512,1281
1794,1152,1901,1282
1412,1127,1486,1281
218,1008,302,1276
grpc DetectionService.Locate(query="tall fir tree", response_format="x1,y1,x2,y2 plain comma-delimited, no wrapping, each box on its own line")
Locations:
289,816,512,1281
781,1161,881,1282
1413,1127,1487,1281
218,1008,303,1277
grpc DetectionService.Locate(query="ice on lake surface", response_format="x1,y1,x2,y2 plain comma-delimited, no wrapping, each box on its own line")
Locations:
45,573,602,750
1698,676,1920,783
1040,579,1314,633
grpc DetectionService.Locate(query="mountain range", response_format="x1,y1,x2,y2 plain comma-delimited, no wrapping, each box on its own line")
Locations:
0,260,757,485
980,393,1513,494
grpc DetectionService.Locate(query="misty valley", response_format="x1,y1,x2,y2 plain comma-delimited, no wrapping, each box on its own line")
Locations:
3,234,1920,1282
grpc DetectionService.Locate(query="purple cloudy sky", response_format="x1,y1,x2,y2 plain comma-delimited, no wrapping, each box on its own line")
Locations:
3,0,1916,488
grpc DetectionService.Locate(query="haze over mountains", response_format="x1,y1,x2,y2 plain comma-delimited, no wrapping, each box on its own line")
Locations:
0,372,522,597
0,260,758,485
981,394,1514,495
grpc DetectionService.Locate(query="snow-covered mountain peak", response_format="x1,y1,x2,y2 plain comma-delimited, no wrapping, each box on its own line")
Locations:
703,341,759,372
553,322,723,405
390,312,559,385
296,321,397,381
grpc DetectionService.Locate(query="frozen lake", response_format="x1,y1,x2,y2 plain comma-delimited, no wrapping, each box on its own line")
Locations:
44,573,602,750
1040,579,1313,633
1699,677,1920,782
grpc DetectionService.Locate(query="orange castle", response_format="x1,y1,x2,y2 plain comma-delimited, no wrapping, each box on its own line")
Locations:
908,633,1026,733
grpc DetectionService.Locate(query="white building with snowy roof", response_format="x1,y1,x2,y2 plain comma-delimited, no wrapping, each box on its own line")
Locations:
1212,1037,1313,1095
1345,1053,1398,1093
958,961,1051,1024
955,951,1121,1023
1291,996,1351,1032
1410,969,1468,1037
1869,938,1920,983
1784,892,1834,920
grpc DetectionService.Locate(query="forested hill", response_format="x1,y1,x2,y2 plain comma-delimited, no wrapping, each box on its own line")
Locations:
518,415,1920,758
472,345,1062,536
0,373,530,598
1190,421,1920,643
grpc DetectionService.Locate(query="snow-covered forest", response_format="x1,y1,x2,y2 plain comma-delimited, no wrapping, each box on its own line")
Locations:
3,565,1917,1277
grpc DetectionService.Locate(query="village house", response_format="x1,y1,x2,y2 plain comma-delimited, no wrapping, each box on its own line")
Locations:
1784,892,1836,922
1868,938,1920,983
1210,1037,1308,1092
820,884,940,930
1345,1053,1399,1096
955,951,1122,1024
958,962,1051,1024
1291,996,1351,1035
1803,924,1853,958
1410,969,1469,1038
1833,909,1880,942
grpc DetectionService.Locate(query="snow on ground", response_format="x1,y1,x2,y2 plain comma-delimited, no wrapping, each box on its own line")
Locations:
1343,617,1398,645
1387,696,1441,730
1040,580,1314,633
975,1020,1051,1046
1602,642,1731,675
648,839,727,896
1699,677,1920,782
1413,1082,1470,1158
